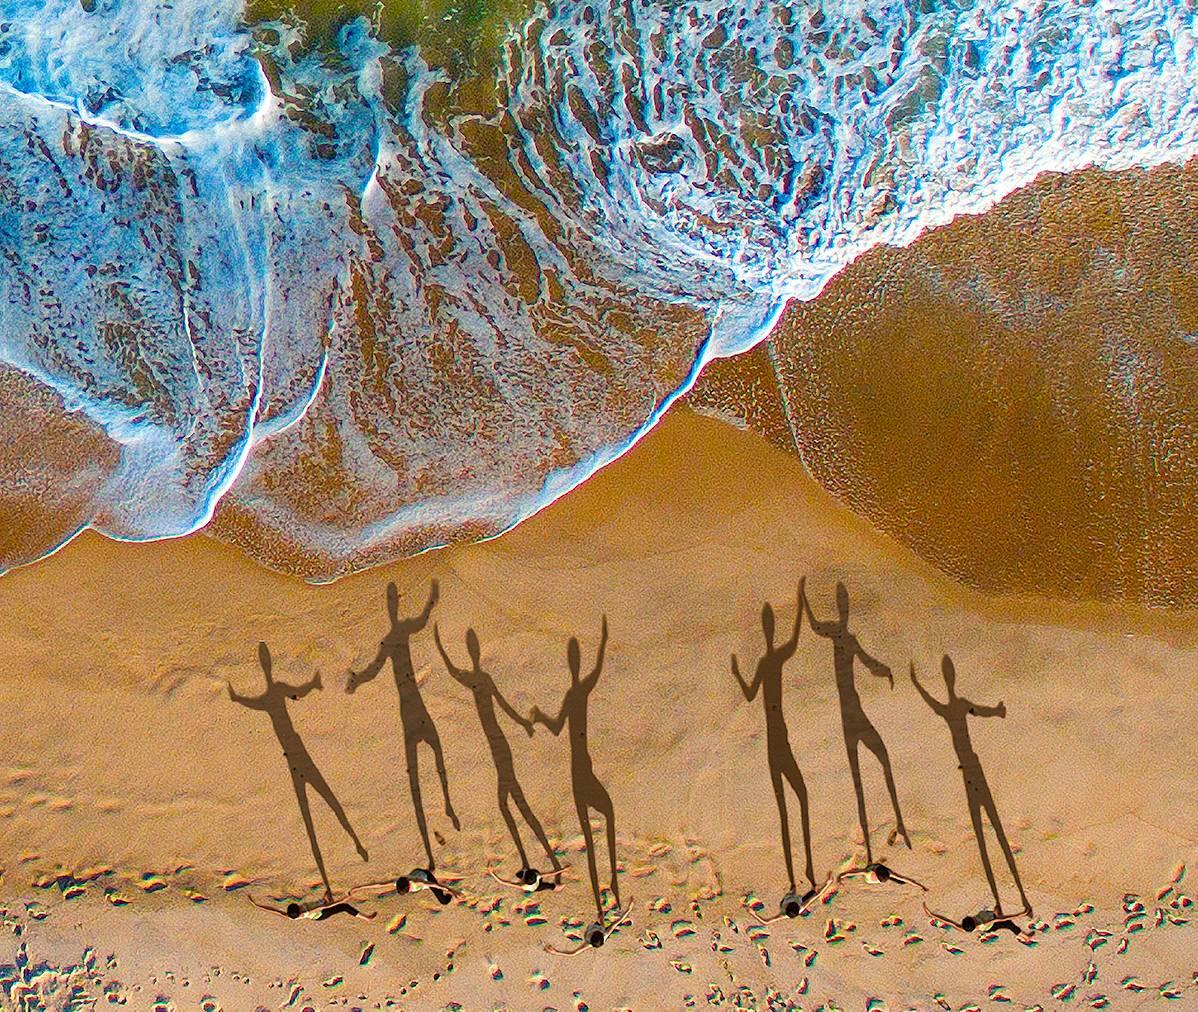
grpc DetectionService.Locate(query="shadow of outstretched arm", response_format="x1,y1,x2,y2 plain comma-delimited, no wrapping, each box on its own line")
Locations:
347,645,388,693
909,663,947,716
731,654,760,701
966,698,1007,719
403,578,439,634
582,615,608,691
531,700,567,735
227,683,267,710
858,643,893,686
278,672,322,699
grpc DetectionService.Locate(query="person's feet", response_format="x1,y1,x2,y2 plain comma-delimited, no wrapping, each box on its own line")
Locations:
886,824,913,849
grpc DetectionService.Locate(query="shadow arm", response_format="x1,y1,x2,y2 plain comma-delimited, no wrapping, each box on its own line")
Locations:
586,615,609,687
802,594,836,636
858,643,893,684
967,699,1007,719
350,644,388,685
783,578,805,652
432,625,465,683
731,654,760,701
531,699,567,735
227,684,266,710
278,672,321,698
909,664,946,715
413,578,439,630
494,684,532,730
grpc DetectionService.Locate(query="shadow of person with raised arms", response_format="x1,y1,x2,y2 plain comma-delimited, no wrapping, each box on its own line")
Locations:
531,616,621,925
732,581,817,902
804,581,910,861
229,642,368,902
347,579,459,873
434,624,562,885
911,656,1031,916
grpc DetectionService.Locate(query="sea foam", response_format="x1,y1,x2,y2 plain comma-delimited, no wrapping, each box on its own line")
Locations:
1,0,1196,577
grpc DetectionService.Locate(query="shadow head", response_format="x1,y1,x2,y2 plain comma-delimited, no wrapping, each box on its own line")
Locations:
568,637,581,681
835,581,849,623
466,628,481,667
386,582,399,622
760,602,775,647
258,641,273,682
941,654,957,694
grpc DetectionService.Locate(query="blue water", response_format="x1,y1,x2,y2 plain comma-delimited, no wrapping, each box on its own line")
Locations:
1,0,1197,577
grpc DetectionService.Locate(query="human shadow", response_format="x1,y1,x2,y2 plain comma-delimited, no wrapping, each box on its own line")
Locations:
911,656,1030,914
229,642,368,901
804,581,909,861
346,579,458,871
434,624,561,877
731,582,816,895
531,616,619,923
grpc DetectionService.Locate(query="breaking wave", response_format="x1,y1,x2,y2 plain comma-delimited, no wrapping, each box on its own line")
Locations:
1,0,1197,577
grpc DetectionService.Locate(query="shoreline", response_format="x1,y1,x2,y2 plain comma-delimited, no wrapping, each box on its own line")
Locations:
1,407,1195,1006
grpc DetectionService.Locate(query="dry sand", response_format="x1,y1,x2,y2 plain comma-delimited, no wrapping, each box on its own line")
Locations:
0,406,1196,1009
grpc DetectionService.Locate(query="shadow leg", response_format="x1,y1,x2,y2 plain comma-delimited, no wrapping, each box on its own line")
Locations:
427,728,460,831
498,787,530,869
512,783,560,870
769,766,797,893
967,792,1002,910
406,739,434,871
861,724,909,847
294,775,333,901
845,736,873,863
781,753,816,889
577,803,604,922
590,781,620,910
308,767,368,862
984,794,1029,909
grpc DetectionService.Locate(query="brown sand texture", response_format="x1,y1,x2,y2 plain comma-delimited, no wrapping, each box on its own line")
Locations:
689,160,1198,610
0,406,1195,1009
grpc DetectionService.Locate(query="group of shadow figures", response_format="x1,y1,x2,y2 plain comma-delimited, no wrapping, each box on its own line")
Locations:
229,577,1031,951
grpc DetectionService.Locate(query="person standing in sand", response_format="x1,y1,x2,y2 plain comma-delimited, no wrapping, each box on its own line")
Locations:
530,616,620,923
433,624,562,881
229,642,368,903
346,579,459,872
911,656,1030,915
731,582,818,899
804,581,910,861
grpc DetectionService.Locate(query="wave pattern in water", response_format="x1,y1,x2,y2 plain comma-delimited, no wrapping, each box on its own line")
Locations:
1,0,1196,577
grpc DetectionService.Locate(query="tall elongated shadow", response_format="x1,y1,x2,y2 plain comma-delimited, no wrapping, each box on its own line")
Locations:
911,656,1030,914
434,624,560,875
531,616,619,922
804,581,909,861
731,584,816,894
229,642,368,901
347,579,458,871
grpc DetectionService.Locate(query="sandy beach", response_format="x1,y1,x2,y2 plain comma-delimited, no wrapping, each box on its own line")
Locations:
1,406,1195,1009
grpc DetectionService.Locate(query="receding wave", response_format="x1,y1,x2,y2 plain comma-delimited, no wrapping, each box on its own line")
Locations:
1,0,1196,579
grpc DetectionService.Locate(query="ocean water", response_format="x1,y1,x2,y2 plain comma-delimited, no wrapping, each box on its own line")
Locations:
1,0,1196,578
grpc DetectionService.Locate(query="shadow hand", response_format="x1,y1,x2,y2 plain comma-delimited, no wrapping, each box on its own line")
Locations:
345,672,357,694
313,671,323,690
997,701,1007,718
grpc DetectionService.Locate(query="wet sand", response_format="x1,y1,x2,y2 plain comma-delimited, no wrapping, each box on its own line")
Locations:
0,406,1195,1008
692,159,1198,609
